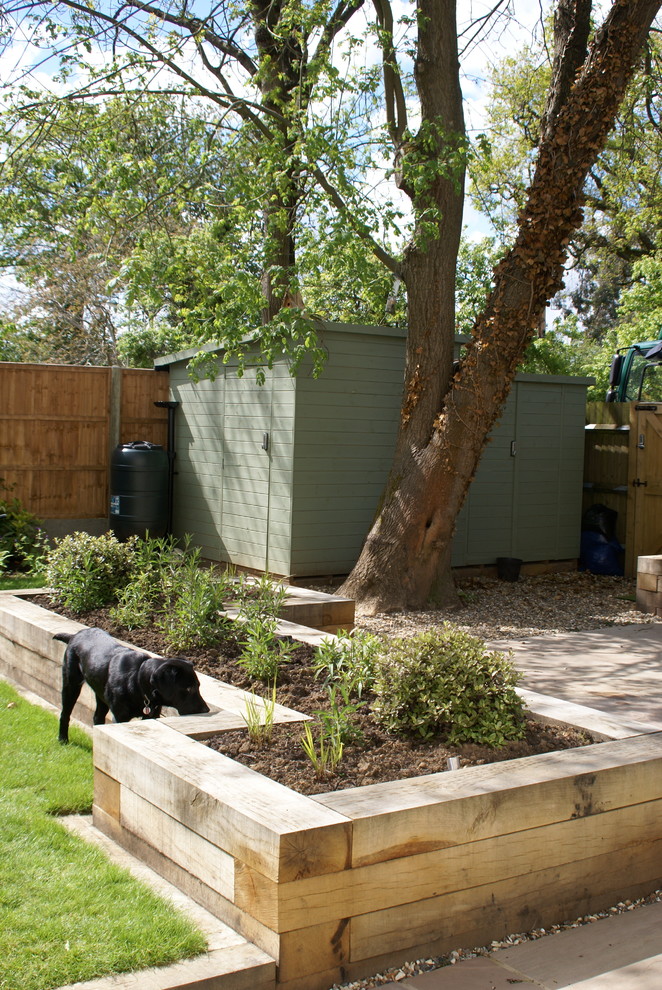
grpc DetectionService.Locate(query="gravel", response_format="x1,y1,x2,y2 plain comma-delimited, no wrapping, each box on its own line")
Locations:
322,570,662,989
354,571,657,642
331,889,662,989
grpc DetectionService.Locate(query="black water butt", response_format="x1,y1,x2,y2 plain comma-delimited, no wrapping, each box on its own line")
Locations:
109,441,169,540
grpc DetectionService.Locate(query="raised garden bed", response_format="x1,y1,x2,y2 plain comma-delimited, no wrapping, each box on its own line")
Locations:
2,589,662,990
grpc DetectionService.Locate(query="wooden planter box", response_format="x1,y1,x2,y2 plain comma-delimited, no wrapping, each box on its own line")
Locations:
2,591,662,990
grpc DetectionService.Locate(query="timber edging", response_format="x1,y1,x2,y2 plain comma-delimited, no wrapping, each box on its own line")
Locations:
1,590,662,990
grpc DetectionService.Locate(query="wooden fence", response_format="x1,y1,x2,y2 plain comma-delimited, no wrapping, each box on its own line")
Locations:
584,401,662,576
0,363,169,521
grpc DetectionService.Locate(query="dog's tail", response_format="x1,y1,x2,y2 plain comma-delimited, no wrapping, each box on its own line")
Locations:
53,632,73,644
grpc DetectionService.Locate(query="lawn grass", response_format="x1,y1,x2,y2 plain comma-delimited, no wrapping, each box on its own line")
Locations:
0,572,46,591
0,679,207,990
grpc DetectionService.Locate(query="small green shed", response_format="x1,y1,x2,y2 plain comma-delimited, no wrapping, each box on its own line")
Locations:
156,322,590,578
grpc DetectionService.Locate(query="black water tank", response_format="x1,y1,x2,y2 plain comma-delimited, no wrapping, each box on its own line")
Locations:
109,441,169,540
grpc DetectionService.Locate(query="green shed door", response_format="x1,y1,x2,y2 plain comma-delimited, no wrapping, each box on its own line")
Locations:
220,367,274,571
452,392,518,565
452,378,585,566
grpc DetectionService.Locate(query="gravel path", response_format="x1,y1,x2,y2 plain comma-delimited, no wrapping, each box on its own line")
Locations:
354,571,656,642
325,571,662,989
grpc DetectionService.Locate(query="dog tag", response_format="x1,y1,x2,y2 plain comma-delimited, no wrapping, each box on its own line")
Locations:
143,705,151,715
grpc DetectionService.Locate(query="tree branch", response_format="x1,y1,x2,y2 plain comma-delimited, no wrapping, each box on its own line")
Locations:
122,0,258,76
311,165,401,276
541,0,592,143
371,0,407,150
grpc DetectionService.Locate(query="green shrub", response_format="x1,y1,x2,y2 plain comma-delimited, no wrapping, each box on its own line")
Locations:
156,555,233,651
156,545,232,652
0,480,46,573
234,575,297,681
312,629,383,699
110,536,186,629
45,532,139,612
371,625,526,746
233,572,288,620
237,615,297,681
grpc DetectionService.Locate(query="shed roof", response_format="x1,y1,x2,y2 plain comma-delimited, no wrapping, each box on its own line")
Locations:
153,320,593,386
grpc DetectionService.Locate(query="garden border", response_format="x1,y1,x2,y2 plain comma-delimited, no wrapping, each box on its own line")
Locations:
2,590,662,990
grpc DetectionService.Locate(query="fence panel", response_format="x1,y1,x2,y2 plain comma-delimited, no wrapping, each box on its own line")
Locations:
0,363,169,520
120,368,169,445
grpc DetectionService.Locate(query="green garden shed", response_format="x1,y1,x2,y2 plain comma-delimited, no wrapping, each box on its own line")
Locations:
155,322,590,578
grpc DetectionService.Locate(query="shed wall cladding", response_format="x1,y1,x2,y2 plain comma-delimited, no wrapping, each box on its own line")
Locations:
290,326,404,574
160,324,589,577
451,376,588,566
169,357,296,574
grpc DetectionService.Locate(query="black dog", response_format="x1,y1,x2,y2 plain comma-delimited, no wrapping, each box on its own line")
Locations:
54,627,209,742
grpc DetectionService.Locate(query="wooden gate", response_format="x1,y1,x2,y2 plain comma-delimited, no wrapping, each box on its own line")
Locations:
585,402,662,576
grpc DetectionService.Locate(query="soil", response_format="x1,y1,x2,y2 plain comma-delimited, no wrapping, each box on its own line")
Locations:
31,594,596,796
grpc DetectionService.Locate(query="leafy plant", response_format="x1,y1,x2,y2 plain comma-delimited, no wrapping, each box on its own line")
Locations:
242,682,277,748
45,531,139,612
233,575,296,681
300,720,344,778
234,573,288,620
156,551,233,651
0,480,45,574
371,624,526,746
237,616,297,682
312,629,382,699
317,681,365,745
109,536,181,628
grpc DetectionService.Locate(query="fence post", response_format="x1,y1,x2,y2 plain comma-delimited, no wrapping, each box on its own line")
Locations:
109,365,122,460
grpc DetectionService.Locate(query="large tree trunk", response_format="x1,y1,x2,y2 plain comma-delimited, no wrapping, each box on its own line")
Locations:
252,0,304,323
342,0,661,614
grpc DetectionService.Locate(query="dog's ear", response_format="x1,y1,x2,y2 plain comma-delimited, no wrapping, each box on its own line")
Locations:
151,661,187,694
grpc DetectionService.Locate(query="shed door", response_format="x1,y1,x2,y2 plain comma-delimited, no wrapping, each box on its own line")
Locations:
627,405,662,573
460,391,518,563
220,367,274,571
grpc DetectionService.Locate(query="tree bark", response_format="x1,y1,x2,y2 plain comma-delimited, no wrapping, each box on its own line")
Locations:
341,0,661,614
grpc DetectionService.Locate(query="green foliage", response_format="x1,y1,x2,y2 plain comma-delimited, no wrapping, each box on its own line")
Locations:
0,0,412,378
0,681,206,990
317,681,365,745
109,537,234,648
617,251,662,345
242,682,277,748
371,625,526,746
519,313,614,401
0,481,46,573
312,629,382,699
300,720,344,778
469,42,549,238
0,93,232,366
45,532,138,612
455,236,504,337
473,28,662,358
234,573,289,620
237,617,297,682
232,576,297,680
155,553,233,652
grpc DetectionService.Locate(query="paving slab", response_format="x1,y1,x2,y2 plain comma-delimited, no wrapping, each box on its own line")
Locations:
390,902,662,990
488,901,662,990
490,624,662,726
379,956,536,987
